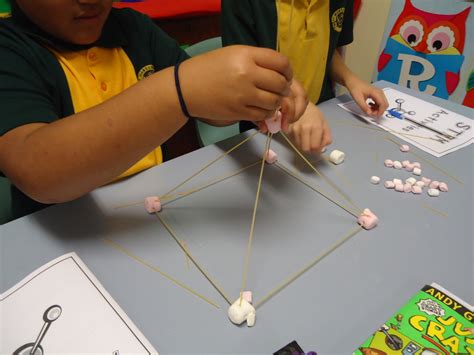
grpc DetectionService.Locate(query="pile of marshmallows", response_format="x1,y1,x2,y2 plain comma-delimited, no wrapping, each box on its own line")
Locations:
370,145,448,197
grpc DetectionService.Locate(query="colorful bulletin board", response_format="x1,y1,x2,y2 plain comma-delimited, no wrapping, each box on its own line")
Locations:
374,0,474,108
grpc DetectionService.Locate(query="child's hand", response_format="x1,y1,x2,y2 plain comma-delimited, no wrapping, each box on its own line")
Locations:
286,102,332,154
180,45,293,122
345,77,389,118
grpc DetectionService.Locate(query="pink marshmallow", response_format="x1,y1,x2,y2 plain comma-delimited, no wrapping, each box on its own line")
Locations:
412,185,422,194
439,182,448,192
403,184,412,193
144,196,162,213
265,149,278,164
384,181,395,189
400,144,410,152
402,160,410,168
429,181,440,189
384,159,394,168
242,291,253,304
357,208,378,230
421,177,432,185
405,163,415,172
395,184,404,192
265,111,282,134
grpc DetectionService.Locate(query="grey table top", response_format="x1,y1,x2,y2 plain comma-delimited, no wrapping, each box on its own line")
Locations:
1,81,473,354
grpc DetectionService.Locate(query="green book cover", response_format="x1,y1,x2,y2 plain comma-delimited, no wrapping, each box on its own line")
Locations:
355,283,473,355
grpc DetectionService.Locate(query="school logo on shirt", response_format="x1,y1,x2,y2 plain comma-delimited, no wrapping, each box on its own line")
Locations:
331,7,345,32
138,64,155,80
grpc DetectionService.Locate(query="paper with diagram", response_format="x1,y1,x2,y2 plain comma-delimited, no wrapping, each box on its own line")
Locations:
0,252,158,355
338,87,473,157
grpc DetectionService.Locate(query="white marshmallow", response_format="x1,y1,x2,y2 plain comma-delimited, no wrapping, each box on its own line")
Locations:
415,181,425,188
329,150,345,165
393,178,403,185
413,162,421,168
428,188,440,197
384,159,394,168
370,176,380,184
228,298,256,327
400,144,410,152
384,181,395,189
413,167,422,176
405,177,417,185
393,161,403,169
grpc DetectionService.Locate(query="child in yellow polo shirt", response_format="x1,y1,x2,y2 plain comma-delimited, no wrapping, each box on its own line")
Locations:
222,0,389,151
0,0,309,220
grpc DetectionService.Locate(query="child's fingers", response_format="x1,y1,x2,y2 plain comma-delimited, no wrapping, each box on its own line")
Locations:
280,96,296,130
371,90,389,116
253,67,291,96
353,92,371,116
321,119,333,148
243,106,276,122
249,89,283,111
252,47,293,82
291,80,308,119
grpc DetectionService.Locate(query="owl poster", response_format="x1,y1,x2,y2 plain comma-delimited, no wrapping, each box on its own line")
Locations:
376,0,474,108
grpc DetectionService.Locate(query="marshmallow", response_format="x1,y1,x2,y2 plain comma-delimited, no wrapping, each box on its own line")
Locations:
384,181,395,189
428,188,440,197
265,111,282,134
395,184,404,192
439,182,448,192
357,208,378,230
393,179,403,185
329,150,345,165
370,176,380,184
405,177,417,186
412,185,423,194
403,184,412,193
415,181,425,188
384,159,394,168
400,144,410,152
402,160,410,168
413,162,421,168
393,161,402,169
422,177,432,186
228,298,256,327
144,196,162,213
265,149,278,164
429,181,440,189
413,167,422,176
405,164,414,172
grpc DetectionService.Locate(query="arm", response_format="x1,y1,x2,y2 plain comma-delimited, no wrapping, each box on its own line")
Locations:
0,46,294,204
330,47,388,118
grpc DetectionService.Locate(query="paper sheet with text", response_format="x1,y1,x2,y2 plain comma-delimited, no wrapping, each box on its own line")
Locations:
0,252,158,355
338,88,473,157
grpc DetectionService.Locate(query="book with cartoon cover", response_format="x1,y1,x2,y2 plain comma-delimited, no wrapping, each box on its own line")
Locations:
355,283,473,355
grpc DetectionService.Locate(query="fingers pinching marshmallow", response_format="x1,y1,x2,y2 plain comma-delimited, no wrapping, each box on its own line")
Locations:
329,149,345,165
400,144,410,152
144,196,162,213
357,208,378,230
265,149,278,164
265,111,282,134
228,298,256,327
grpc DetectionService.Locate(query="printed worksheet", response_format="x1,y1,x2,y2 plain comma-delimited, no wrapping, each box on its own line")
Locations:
338,87,473,157
0,253,158,355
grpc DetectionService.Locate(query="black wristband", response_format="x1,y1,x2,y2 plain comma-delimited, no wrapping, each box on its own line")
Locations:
174,61,194,119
